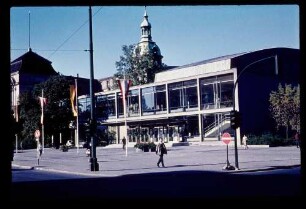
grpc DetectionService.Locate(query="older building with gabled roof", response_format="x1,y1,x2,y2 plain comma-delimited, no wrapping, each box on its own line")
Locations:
10,48,102,120
10,48,58,118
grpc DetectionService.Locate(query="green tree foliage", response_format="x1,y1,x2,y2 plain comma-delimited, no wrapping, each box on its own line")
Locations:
19,75,74,145
269,83,300,139
113,44,164,87
19,91,41,141
291,84,300,132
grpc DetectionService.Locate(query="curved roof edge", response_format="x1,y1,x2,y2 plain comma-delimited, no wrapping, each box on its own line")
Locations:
162,47,299,72
154,47,299,83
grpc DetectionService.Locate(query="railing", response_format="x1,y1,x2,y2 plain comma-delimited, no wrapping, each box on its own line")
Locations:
204,115,230,137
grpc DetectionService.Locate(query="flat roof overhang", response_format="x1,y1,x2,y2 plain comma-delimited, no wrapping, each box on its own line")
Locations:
99,115,199,127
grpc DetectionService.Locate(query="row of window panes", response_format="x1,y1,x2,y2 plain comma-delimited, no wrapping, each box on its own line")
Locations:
79,74,234,117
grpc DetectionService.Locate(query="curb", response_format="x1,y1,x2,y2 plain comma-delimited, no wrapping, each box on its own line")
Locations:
34,167,105,177
12,164,34,170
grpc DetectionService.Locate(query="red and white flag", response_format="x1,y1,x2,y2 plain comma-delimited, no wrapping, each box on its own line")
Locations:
39,96,47,124
117,79,131,102
70,85,78,117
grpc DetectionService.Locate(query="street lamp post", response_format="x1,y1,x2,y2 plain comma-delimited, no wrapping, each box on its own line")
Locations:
88,6,99,171
232,55,278,170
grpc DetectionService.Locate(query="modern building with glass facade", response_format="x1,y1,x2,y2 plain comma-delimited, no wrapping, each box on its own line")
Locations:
78,47,300,146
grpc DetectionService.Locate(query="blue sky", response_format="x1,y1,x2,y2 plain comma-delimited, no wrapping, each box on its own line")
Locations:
10,5,299,79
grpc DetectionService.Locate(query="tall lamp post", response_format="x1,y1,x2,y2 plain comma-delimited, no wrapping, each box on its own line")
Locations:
232,55,278,170
88,6,99,171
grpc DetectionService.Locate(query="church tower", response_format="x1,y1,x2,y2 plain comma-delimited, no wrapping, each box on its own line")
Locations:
135,7,163,67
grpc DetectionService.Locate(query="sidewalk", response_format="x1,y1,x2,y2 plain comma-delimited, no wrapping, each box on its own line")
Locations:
12,145,301,177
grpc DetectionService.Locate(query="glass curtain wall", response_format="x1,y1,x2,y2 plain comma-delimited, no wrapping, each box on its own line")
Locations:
141,127,150,142
96,94,116,119
78,97,91,120
117,93,124,117
155,85,167,112
127,89,139,116
168,79,198,112
219,74,234,108
168,126,179,142
200,74,234,110
141,85,166,115
142,87,154,114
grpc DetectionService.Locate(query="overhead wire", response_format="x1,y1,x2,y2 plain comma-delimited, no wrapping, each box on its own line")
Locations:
11,7,103,63
46,6,103,58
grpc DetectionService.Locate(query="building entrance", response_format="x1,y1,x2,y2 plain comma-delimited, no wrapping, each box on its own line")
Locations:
203,112,231,140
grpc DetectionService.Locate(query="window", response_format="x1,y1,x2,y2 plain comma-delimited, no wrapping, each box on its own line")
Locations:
169,80,198,112
141,85,166,115
200,74,233,110
127,89,139,116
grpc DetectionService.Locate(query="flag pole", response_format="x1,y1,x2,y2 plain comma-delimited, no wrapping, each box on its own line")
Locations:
124,74,128,157
117,75,130,157
42,89,45,153
75,74,79,153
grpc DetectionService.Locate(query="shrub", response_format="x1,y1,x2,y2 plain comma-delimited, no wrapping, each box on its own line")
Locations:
148,142,156,151
247,132,293,147
60,145,68,152
134,143,144,150
20,138,36,149
134,142,156,152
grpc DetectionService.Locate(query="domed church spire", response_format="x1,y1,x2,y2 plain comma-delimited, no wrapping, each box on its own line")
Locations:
140,6,152,42
136,6,163,65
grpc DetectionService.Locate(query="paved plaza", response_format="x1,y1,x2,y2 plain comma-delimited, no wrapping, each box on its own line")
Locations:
12,144,301,177
10,144,302,203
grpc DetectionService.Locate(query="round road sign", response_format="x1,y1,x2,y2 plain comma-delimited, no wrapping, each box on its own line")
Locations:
34,130,41,138
222,132,231,145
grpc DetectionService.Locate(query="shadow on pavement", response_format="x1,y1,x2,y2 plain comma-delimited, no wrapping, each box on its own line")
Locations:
11,169,302,204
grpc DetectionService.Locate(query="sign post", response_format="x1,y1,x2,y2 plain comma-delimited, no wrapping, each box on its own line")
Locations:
222,132,235,170
34,130,41,165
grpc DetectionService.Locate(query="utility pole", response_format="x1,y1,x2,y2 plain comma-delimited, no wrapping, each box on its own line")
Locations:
89,6,99,171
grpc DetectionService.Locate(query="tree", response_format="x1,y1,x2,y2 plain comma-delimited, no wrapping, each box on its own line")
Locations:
290,84,300,132
113,44,165,87
19,75,75,147
19,91,41,142
269,83,300,139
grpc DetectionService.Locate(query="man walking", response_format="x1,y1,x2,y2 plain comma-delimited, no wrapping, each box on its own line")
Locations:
122,137,126,150
156,138,167,167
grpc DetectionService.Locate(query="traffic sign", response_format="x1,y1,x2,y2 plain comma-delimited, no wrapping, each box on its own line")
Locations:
222,132,231,145
34,129,41,138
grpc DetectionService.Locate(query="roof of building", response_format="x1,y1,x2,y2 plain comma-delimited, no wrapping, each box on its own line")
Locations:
10,48,57,75
167,51,249,72
155,47,299,83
